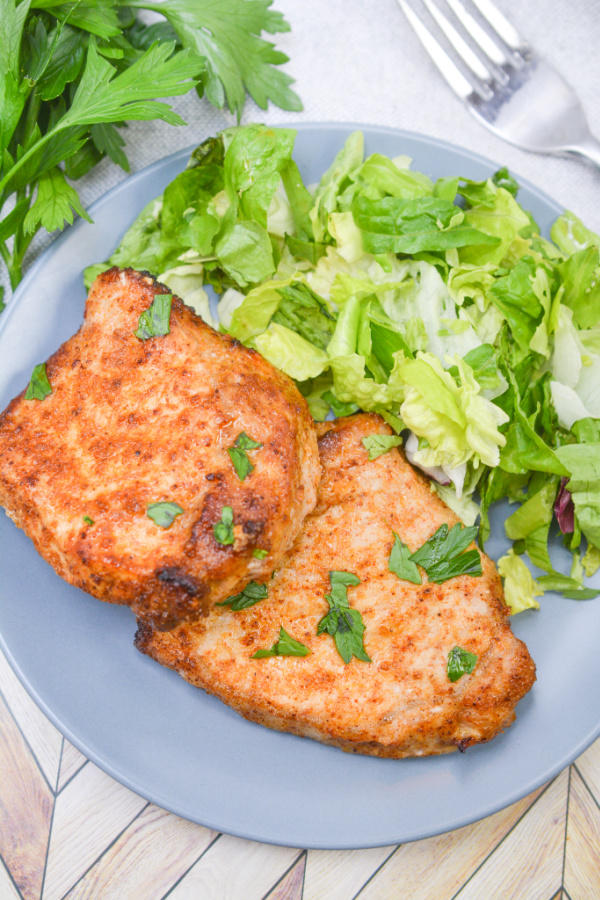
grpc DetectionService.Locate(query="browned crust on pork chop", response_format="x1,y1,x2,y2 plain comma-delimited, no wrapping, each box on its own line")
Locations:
136,413,535,756
0,267,320,629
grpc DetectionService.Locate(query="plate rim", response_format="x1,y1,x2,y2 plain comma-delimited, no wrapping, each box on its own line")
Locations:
1,122,597,850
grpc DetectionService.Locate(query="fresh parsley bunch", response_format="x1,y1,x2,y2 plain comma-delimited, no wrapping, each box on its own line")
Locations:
0,0,301,304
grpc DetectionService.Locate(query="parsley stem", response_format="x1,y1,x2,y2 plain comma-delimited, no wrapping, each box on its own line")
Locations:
22,88,42,150
0,128,58,196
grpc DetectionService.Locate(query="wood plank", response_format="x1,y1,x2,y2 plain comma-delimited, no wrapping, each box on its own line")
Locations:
303,845,396,900
0,692,53,900
453,770,568,900
167,833,300,900
56,741,87,793
0,648,63,791
65,804,216,899
574,736,600,808
563,768,600,900
0,855,23,900
42,762,147,900
266,855,306,900
355,783,546,900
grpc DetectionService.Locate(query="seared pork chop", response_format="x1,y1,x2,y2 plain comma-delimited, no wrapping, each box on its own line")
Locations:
0,267,320,629
136,413,535,757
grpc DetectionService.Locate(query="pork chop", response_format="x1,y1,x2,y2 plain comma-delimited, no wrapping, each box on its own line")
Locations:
136,413,535,757
0,267,320,630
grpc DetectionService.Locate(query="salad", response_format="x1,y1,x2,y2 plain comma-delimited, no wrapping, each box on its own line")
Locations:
85,124,600,612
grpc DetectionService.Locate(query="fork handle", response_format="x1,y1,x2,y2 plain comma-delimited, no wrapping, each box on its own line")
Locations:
568,136,600,170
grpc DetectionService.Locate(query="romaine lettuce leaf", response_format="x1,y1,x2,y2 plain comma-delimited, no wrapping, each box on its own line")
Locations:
459,184,532,267
497,550,542,613
254,323,329,381
558,246,600,330
550,210,600,256
390,351,509,491
309,130,364,243
352,195,501,255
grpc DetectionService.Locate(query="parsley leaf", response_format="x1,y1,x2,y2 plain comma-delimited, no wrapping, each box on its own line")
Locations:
0,3,299,297
25,363,52,400
147,501,184,528
252,626,310,659
253,548,268,559
213,505,235,545
235,432,263,450
361,434,402,461
447,646,478,682
59,39,201,130
227,447,253,481
410,524,482,584
135,293,172,339
228,431,263,481
317,571,371,664
388,532,422,584
23,167,93,235
217,580,268,610
129,0,302,119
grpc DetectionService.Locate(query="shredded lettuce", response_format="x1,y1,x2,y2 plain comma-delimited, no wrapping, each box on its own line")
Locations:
90,124,600,606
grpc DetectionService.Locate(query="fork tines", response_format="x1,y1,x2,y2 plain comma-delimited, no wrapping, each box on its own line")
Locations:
398,0,531,102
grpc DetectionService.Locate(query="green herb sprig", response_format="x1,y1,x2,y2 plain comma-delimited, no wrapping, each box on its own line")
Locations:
389,524,483,586
447,646,478,682
25,362,52,400
0,0,300,301
227,431,263,481
317,571,371,664
217,580,268,610
135,293,172,339
252,625,310,659
213,505,235,545
147,500,184,528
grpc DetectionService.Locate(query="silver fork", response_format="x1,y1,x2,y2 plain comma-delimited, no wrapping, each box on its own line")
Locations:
398,0,600,169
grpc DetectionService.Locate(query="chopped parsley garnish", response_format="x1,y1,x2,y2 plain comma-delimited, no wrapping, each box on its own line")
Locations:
147,501,184,528
252,626,311,659
82,515,94,526
447,646,478,682
235,432,263,451
228,432,263,482
134,293,172,340
410,524,482,584
25,363,52,401
317,571,371,664
213,505,235,545
388,532,421,584
253,548,268,559
388,523,482,586
217,580,268,610
361,434,402,460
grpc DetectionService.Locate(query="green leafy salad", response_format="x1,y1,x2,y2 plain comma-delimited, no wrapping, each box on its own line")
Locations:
85,124,600,613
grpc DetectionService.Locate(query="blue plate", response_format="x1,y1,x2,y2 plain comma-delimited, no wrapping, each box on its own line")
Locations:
1,123,599,850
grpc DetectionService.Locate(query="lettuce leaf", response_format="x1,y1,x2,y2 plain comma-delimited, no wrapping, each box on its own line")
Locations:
309,130,364,243
391,351,509,488
555,442,600,549
352,195,501,255
254,323,329,381
497,550,542,613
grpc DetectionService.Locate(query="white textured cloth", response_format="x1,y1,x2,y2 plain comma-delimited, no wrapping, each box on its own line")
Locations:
6,0,600,298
